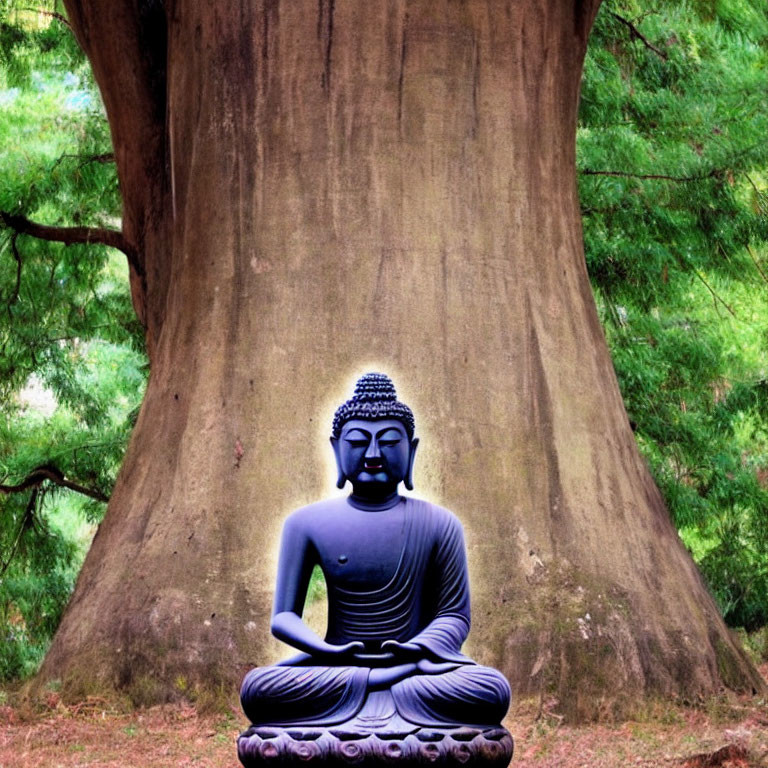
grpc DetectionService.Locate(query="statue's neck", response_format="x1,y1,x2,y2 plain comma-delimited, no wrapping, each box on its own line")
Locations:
346,491,403,511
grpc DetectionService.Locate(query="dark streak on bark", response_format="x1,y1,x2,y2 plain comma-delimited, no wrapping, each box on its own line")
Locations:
126,489,161,549
397,13,408,130
138,0,169,125
372,248,388,324
63,0,169,347
527,295,566,555
573,0,589,41
440,247,448,367
471,35,479,139
327,0,335,92
319,0,335,93
575,0,604,43
262,1,269,71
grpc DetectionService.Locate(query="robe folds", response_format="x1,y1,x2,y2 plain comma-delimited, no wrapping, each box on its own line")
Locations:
240,498,510,728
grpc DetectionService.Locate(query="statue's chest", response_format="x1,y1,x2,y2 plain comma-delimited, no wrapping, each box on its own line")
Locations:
311,515,411,589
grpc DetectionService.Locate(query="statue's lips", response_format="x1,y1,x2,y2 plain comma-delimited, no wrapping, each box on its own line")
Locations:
358,467,387,479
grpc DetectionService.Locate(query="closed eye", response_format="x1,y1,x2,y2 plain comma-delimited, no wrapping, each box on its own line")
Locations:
346,440,368,448
379,440,400,447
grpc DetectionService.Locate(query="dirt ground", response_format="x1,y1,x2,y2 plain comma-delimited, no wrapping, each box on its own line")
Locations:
1,671,766,768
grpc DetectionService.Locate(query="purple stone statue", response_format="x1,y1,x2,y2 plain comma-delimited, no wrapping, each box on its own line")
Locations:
238,374,513,767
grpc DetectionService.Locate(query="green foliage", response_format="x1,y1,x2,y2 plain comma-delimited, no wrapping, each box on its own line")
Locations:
0,3,81,91
0,489,77,679
0,7,146,679
580,0,768,629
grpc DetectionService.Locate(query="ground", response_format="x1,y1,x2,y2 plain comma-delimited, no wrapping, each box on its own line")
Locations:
1,666,766,767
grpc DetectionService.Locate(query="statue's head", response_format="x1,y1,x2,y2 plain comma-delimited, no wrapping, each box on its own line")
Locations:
330,373,419,497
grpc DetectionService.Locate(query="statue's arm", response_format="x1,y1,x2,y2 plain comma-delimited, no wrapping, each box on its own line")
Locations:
271,513,362,658
388,511,472,663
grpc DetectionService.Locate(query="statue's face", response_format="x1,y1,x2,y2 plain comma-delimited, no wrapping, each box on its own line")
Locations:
336,419,413,493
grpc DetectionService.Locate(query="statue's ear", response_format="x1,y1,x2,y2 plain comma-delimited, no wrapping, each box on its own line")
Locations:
404,437,419,491
330,436,347,489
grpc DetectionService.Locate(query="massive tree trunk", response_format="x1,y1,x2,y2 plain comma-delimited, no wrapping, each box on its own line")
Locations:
39,0,763,719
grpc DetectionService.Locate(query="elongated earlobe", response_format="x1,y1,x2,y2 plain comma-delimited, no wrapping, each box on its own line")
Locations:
330,436,347,489
404,437,419,491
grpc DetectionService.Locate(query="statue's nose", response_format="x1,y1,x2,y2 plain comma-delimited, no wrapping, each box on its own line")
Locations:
365,439,381,459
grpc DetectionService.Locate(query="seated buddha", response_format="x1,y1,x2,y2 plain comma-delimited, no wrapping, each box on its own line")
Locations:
239,373,511,744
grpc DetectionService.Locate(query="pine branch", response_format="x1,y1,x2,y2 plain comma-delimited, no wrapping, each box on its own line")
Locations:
745,174,767,215
0,210,143,277
745,244,768,286
580,169,717,182
1,210,126,252
608,10,668,60
0,464,109,503
9,234,21,308
691,269,738,319
78,152,114,164
50,152,115,172
17,6,71,28
0,490,36,579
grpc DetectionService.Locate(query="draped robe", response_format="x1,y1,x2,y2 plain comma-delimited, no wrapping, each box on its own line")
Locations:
240,497,510,728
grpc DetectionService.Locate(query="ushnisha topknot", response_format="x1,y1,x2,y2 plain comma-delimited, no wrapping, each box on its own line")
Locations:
332,373,415,438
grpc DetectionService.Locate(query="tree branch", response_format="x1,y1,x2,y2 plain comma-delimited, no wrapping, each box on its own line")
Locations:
9,234,21,308
51,152,115,173
745,244,768,286
62,0,167,277
692,269,737,319
745,174,767,215
83,152,115,164
0,210,143,278
18,7,71,28
0,465,109,503
608,10,668,60
580,169,717,183
0,490,36,579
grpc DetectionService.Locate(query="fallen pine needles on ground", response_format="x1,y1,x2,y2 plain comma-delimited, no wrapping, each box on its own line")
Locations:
0,683,766,767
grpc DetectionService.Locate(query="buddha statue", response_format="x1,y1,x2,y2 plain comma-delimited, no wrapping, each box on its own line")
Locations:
238,373,513,767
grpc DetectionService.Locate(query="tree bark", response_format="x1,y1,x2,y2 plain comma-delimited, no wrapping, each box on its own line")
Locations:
38,0,764,719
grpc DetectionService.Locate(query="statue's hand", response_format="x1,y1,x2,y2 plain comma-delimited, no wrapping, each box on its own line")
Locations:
323,640,365,657
381,639,422,659
272,612,365,659
416,659,460,676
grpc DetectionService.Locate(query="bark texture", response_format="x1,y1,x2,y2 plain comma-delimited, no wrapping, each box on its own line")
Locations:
39,0,764,719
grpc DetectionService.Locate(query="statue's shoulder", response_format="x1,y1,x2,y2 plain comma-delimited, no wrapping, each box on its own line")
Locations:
284,497,349,527
405,497,464,533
